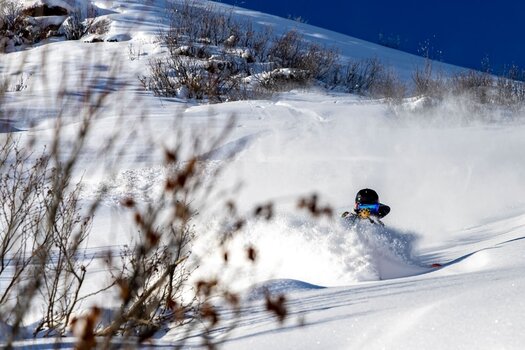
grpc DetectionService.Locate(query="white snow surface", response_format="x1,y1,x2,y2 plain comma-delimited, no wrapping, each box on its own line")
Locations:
2,0,525,349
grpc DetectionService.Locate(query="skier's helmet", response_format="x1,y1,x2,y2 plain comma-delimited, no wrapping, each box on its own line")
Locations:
355,188,379,205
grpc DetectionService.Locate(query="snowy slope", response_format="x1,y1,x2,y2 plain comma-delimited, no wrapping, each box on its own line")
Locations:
223,237,525,350
2,0,525,349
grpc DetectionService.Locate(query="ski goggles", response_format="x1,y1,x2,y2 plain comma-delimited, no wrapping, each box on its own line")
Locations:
355,203,380,215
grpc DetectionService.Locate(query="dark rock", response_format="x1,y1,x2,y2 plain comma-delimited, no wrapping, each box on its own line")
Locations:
22,5,69,17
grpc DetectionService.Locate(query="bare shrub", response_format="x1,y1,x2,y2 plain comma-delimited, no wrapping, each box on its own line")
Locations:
1,73,30,92
62,6,101,41
1,1,107,48
169,0,235,46
34,183,94,336
88,17,111,36
140,58,180,97
340,58,383,94
0,142,51,312
453,64,525,109
300,43,339,82
258,68,310,92
141,55,241,102
495,65,525,107
406,57,525,114
88,119,299,346
62,11,88,40
268,30,304,69
95,157,204,341
0,143,56,344
128,42,144,61
0,0,26,51
98,209,195,339
451,70,493,104
412,59,446,98
169,43,211,60
166,0,273,63
0,120,105,343
265,30,340,89
152,0,406,101
370,69,407,101
0,0,75,50
331,58,405,99
0,53,119,345
0,0,22,31
155,1,268,100
242,24,273,63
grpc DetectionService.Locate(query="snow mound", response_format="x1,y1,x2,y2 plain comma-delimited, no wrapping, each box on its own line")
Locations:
246,279,324,301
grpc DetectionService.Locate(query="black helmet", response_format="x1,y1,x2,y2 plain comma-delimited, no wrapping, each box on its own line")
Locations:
355,188,379,205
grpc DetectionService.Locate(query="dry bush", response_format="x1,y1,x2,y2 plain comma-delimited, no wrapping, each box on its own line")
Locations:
0,59,123,346
0,123,105,344
0,143,55,344
450,70,493,104
141,55,242,102
410,58,525,111
242,29,340,91
370,68,407,101
0,0,110,50
267,30,304,69
267,30,338,83
166,0,273,62
0,143,51,312
0,1,100,50
412,59,446,98
96,144,227,343
127,43,144,61
62,5,104,41
340,58,384,94
0,0,22,31
495,65,525,107
97,183,198,340
240,24,273,63
298,43,339,83
0,73,29,92
449,66,525,109
168,0,236,46
258,68,310,92
325,57,406,99
152,0,407,100
88,17,111,36
0,0,27,51
169,43,211,60
156,1,342,98
151,1,251,102
140,58,179,97
35,179,94,336
62,10,91,40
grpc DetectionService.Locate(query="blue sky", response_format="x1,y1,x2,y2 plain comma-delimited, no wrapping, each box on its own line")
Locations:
219,0,523,72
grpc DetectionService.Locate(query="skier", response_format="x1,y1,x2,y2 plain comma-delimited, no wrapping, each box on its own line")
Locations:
342,188,390,226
